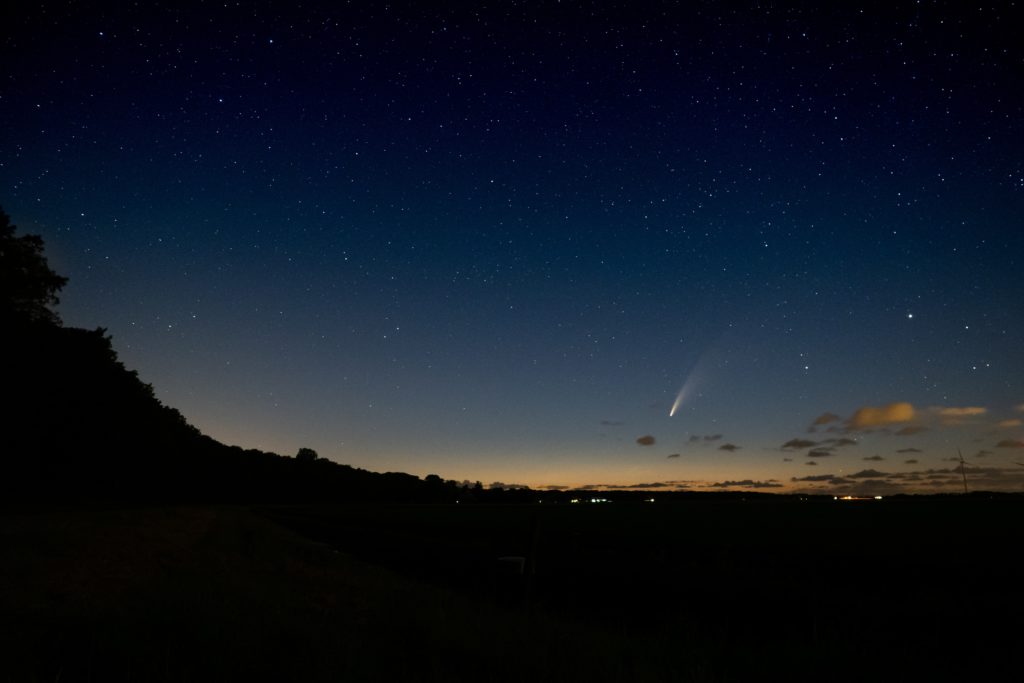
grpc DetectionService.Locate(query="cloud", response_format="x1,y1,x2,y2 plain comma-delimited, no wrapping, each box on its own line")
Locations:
996,439,1024,449
489,482,529,490
998,419,1023,428
704,434,723,442
863,455,885,462
540,485,567,490
782,457,793,462
832,438,859,447
805,461,817,466
904,459,919,464
935,406,987,418
791,474,837,482
666,453,681,459
973,450,993,458
782,438,817,450
1017,404,1024,413
808,448,837,458
709,480,784,489
847,402,915,429
849,469,888,479
600,419,624,426
688,435,701,443
636,435,656,446
718,443,740,452
896,448,922,454
604,482,672,489
811,412,842,426
895,426,927,436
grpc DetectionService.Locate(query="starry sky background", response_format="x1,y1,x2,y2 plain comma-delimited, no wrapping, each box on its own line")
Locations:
3,2,1023,493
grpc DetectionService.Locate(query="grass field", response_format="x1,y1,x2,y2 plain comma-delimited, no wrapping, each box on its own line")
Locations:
2,499,1021,681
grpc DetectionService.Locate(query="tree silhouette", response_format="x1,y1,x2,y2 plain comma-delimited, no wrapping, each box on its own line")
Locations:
0,208,68,325
296,447,319,462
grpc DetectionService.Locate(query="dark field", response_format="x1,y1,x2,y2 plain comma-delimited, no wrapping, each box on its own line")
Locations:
2,499,1022,681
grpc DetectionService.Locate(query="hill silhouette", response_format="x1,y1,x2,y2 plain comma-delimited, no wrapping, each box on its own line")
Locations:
1,208,479,504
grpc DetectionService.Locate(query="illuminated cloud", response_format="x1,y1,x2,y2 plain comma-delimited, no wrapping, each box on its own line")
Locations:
847,402,914,429
782,438,817,450
636,435,656,446
863,455,885,462
934,406,987,418
718,443,740,452
666,453,681,459
998,419,1023,428
996,439,1024,449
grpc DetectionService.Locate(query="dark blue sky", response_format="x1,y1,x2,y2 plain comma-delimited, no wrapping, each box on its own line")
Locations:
3,2,1023,492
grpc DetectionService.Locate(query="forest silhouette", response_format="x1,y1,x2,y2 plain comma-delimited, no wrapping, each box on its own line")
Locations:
1,207,507,504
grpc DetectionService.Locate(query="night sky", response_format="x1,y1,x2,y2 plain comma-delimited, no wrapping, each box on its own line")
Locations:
3,2,1023,494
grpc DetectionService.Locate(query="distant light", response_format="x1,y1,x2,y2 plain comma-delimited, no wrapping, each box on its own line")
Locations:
875,495,883,500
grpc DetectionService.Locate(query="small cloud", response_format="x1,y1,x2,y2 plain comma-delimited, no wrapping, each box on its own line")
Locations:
812,412,842,426
896,448,922,454
688,435,701,443
904,459,919,464
605,482,672,489
998,419,1023,428
848,402,914,429
808,448,836,458
666,453,681,459
782,457,793,462
935,406,987,418
489,482,529,490
849,469,888,479
863,455,885,462
1016,404,1024,413
704,434,723,442
718,443,740,452
806,461,818,466
782,438,817,450
540,485,567,490
636,435,656,446
791,474,837,482
600,419,624,426
895,426,927,436
974,450,993,458
709,480,783,489
833,438,859,447
996,439,1024,449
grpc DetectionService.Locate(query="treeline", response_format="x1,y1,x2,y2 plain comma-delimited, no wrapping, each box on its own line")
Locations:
0,208,527,505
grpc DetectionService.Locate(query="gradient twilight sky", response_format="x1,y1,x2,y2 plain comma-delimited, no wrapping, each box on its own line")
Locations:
3,2,1023,493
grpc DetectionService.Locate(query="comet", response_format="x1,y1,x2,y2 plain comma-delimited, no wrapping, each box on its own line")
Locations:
669,383,687,417
669,350,714,416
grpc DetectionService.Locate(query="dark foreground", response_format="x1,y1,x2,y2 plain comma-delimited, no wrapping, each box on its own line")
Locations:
2,499,1022,681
